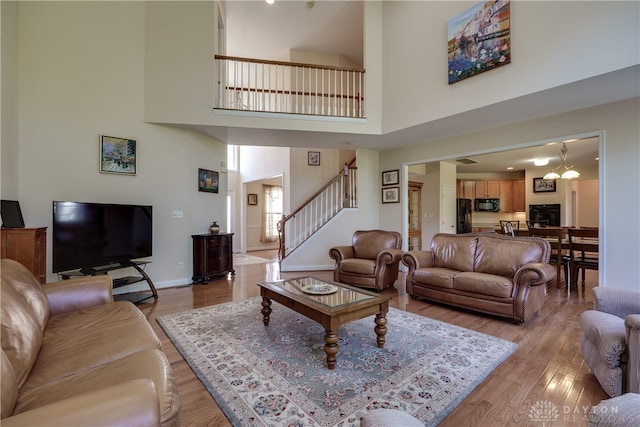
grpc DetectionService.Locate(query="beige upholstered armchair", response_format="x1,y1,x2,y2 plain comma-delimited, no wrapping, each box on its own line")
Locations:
329,230,403,291
580,287,640,397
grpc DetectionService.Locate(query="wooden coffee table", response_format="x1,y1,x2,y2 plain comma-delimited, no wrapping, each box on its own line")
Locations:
257,277,391,370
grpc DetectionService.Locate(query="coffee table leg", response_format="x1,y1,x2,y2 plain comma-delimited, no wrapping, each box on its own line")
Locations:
374,313,387,348
324,329,339,370
261,297,272,326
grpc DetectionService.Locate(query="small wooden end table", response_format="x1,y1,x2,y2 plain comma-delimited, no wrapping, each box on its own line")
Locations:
257,277,391,370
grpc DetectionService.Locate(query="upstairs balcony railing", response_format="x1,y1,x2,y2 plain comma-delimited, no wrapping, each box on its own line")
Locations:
215,55,365,118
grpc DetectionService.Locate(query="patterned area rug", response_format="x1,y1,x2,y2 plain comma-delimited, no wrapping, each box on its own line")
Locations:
157,297,517,427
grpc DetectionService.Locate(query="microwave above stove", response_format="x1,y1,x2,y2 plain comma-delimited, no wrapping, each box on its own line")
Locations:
475,198,500,212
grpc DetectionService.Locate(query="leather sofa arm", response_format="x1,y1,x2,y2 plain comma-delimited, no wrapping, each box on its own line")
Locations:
44,275,114,316
329,245,354,263
401,251,434,272
593,287,640,319
2,379,161,427
626,314,640,394
513,262,555,287
377,248,403,266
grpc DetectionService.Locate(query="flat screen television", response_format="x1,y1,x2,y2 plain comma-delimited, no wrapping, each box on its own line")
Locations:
52,201,152,273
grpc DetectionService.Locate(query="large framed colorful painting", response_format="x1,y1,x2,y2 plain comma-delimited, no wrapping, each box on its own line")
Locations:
448,0,511,84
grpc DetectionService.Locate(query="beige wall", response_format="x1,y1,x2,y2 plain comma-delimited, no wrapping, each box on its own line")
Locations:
381,1,639,133
11,2,227,287
1,1,19,200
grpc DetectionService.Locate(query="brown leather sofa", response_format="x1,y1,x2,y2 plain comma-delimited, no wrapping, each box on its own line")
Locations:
402,233,555,323
329,230,403,291
1,259,180,426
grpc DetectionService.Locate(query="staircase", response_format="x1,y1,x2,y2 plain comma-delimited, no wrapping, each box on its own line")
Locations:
278,165,357,261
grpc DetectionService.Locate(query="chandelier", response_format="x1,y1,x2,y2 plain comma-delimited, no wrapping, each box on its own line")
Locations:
543,142,580,180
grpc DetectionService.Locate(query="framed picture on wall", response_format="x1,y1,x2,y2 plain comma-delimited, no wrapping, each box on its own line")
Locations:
533,177,556,193
198,168,219,193
247,193,258,205
99,135,137,175
381,187,400,204
308,151,320,166
381,169,399,186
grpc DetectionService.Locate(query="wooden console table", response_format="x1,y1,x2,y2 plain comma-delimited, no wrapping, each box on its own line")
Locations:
192,232,235,284
1,227,47,284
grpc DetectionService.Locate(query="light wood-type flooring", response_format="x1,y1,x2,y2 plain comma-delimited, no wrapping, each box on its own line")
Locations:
137,250,607,427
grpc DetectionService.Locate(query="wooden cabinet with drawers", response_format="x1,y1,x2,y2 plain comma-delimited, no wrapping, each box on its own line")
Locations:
1,227,47,284
192,232,235,284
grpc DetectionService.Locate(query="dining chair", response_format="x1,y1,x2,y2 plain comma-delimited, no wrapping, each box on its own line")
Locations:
499,220,519,236
568,227,599,299
528,227,570,294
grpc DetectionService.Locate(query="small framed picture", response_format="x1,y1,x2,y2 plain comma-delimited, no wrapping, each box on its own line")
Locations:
381,187,400,204
533,177,556,193
308,151,320,166
198,168,219,193
247,193,258,205
100,135,137,175
381,169,399,186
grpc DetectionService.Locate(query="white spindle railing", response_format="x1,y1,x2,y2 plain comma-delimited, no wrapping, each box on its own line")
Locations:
215,55,365,118
278,167,357,260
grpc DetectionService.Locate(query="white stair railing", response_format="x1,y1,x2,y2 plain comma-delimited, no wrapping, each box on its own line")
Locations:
278,167,357,260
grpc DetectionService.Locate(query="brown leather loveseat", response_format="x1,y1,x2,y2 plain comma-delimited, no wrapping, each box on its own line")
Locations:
402,233,555,323
1,259,180,426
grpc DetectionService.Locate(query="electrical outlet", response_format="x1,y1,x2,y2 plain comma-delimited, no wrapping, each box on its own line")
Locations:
177,261,184,270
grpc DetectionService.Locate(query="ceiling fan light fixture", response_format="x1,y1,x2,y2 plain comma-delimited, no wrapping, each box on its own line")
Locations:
543,171,561,180
561,169,580,179
544,142,580,180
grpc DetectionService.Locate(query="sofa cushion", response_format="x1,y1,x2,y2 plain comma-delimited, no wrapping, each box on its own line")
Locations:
1,349,18,419
340,258,376,276
580,310,627,369
430,234,477,272
412,267,457,289
453,272,514,298
2,260,49,332
352,230,400,260
22,301,162,390
474,236,543,277
1,276,43,389
13,349,180,426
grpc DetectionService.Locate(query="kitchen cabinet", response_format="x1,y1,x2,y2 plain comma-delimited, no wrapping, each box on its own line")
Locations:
499,180,525,212
512,179,525,212
475,180,500,198
1,227,47,284
457,180,475,200
192,233,235,283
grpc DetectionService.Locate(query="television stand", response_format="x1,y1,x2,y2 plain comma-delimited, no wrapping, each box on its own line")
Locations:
61,261,158,304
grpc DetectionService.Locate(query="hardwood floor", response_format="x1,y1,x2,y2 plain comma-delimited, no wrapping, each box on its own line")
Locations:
137,250,607,426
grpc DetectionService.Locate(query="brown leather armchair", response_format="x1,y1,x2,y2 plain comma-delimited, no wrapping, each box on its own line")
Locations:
329,230,403,291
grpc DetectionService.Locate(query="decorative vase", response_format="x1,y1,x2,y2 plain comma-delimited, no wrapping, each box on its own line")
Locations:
209,221,220,234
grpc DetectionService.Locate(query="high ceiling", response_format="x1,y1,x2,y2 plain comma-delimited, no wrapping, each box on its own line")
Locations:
203,1,635,172
225,1,363,65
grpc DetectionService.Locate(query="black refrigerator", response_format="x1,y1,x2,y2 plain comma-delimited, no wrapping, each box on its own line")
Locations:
456,198,472,233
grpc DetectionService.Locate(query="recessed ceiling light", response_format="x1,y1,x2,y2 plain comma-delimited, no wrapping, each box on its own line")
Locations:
533,158,549,166
507,166,514,170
